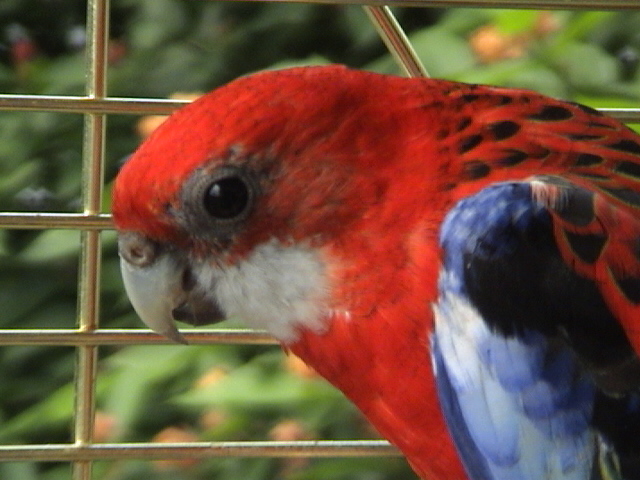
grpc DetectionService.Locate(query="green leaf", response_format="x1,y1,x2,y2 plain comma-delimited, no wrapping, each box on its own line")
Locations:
127,0,189,50
17,230,80,263
437,9,495,35
0,462,38,480
0,383,74,442
493,10,539,35
550,42,616,86
410,27,475,78
560,11,615,43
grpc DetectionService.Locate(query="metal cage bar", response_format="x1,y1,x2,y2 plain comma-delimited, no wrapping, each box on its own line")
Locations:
0,1,639,480
0,95,188,114
0,95,639,121
0,329,278,346
73,1,110,479
0,440,398,462
364,6,430,77
240,0,640,9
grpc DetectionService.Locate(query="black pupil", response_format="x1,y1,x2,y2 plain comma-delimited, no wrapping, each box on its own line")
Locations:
204,176,249,219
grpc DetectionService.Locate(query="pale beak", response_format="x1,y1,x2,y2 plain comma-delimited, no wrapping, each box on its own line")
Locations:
118,232,225,344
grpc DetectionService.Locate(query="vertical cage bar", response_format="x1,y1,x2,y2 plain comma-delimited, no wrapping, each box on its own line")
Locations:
74,0,109,479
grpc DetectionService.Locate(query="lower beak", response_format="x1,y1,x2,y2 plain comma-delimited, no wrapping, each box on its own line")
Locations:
118,232,225,344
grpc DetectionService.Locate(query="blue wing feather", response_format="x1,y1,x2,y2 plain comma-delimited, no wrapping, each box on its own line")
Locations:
433,181,624,480
432,333,494,480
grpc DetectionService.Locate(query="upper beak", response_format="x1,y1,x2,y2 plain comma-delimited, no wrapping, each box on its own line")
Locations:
118,232,225,344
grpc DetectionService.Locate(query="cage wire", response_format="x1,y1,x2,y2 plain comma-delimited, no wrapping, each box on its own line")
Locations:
0,1,639,480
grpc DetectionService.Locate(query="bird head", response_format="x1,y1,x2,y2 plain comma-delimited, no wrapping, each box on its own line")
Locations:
112,66,445,344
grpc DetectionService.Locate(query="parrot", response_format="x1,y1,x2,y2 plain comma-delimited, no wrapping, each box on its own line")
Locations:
112,65,640,480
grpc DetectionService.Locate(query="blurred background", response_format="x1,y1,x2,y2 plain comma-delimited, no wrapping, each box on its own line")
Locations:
0,1,639,479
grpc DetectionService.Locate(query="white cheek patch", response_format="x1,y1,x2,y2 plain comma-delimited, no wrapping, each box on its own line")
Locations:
195,239,330,343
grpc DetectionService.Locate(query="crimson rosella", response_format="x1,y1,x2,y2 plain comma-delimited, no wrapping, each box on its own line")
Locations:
112,66,640,480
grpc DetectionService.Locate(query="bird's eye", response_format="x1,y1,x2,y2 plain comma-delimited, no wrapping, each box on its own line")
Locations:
178,165,257,239
203,175,250,220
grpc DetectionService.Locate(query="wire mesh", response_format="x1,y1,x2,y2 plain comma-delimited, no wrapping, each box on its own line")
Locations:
0,1,638,480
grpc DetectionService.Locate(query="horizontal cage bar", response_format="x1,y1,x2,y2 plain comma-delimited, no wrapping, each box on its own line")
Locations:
234,0,640,10
0,95,187,115
0,96,638,121
0,329,278,346
0,440,399,462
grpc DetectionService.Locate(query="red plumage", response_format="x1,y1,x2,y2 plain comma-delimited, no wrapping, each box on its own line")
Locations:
113,66,640,479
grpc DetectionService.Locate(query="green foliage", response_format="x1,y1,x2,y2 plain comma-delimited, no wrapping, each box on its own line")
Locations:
0,2,639,479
